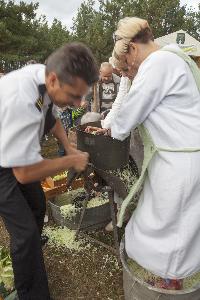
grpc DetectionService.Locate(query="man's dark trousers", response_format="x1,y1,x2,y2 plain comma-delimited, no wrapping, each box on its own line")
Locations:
0,167,50,300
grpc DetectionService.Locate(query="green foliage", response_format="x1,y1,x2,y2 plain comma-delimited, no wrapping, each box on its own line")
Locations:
0,0,71,71
72,0,200,63
47,18,71,55
0,247,14,297
0,0,199,71
132,0,187,37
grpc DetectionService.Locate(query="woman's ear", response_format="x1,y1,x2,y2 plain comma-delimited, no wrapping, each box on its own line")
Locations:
129,42,137,53
128,43,138,66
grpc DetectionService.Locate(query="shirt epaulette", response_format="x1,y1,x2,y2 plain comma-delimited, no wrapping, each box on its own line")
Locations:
35,96,44,112
35,84,46,112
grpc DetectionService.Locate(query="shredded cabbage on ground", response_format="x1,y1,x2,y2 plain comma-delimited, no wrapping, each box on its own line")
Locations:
43,226,90,252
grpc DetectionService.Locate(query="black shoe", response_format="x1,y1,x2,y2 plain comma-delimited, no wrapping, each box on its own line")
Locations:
41,235,49,247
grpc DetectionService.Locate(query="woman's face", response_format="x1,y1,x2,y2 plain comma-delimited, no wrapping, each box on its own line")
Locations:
116,51,139,80
125,44,140,74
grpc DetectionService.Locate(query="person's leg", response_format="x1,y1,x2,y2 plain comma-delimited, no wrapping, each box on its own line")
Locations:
0,168,50,300
18,182,46,235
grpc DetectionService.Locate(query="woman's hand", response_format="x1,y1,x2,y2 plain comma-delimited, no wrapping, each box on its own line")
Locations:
84,126,99,133
85,126,109,135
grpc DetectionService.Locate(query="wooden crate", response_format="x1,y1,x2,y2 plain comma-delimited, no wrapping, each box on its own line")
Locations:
45,176,66,188
71,178,84,190
44,184,67,200
42,178,84,201
53,177,66,187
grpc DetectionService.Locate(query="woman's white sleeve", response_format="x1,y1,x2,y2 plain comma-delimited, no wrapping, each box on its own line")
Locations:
101,77,131,129
111,54,172,141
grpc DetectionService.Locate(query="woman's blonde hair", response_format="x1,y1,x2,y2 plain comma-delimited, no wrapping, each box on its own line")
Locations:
113,17,153,59
110,50,127,70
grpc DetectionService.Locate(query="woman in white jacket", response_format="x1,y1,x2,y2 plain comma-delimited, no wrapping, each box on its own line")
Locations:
110,16,200,286
88,16,200,289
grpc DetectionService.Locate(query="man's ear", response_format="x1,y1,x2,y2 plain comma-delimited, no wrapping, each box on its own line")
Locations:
47,72,57,88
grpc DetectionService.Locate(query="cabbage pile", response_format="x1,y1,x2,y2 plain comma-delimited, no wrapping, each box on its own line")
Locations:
59,190,109,220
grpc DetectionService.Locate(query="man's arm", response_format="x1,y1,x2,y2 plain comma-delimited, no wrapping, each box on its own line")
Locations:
50,119,78,154
13,152,89,184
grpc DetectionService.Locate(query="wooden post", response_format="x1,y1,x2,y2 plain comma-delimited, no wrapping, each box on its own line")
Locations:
93,83,98,112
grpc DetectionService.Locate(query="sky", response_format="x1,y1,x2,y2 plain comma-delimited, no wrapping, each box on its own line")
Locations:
15,0,200,29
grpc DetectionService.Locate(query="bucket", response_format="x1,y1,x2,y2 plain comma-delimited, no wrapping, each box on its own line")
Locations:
120,238,200,300
49,194,111,231
76,121,130,170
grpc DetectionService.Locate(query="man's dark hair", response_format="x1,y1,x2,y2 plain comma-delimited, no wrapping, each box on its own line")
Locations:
131,27,154,44
27,59,37,65
46,43,99,86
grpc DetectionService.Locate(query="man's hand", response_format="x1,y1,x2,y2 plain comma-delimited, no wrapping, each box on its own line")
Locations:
70,152,89,172
67,144,81,155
